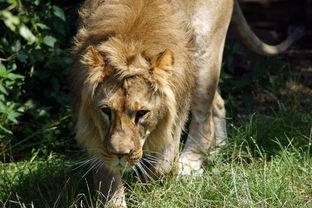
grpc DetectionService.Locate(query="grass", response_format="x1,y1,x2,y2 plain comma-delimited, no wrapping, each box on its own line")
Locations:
1,106,311,208
1,1,310,206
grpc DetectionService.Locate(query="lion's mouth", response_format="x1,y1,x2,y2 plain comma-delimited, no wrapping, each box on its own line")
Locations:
100,151,142,171
111,158,129,168
106,157,136,171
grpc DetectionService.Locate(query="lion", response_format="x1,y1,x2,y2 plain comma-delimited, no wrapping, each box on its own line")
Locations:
70,0,303,206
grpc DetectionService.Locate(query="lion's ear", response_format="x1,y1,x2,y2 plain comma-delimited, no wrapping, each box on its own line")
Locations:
83,46,110,83
153,49,174,72
151,49,174,89
84,45,105,68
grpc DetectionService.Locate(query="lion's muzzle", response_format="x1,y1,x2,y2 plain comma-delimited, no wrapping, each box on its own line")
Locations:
105,150,142,171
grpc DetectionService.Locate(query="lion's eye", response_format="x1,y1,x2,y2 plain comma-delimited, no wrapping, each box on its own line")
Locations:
135,110,149,124
101,107,111,120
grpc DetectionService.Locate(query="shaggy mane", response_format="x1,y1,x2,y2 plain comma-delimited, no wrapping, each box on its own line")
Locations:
70,0,194,154
73,0,191,61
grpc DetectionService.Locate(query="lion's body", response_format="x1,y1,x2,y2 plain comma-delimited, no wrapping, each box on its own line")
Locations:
70,0,301,206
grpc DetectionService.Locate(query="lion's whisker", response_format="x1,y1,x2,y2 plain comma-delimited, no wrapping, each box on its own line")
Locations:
72,160,91,170
94,159,104,171
144,153,159,159
140,161,155,181
132,166,143,183
137,161,154,181
144,153,162,162
143,155,158,162
143,157,157,165
142,158,157,171
144,153,172,164
135,163,148,182
72,156,98,170
74,157,95,164
144,151,164,157
81,158,99,180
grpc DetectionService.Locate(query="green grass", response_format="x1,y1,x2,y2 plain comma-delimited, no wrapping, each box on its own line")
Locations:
1,107,311,208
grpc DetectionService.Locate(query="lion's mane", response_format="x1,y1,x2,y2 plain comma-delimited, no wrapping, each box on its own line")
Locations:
70,0,194,155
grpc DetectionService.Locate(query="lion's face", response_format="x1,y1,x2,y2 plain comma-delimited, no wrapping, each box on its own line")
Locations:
77,45,176,172
93,77,163,171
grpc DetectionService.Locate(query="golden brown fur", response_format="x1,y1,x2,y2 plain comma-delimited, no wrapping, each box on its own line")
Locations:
71,0,194,160
70,0,300,206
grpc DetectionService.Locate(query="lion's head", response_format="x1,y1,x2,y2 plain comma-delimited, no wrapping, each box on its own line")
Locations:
70,0,194,172
75,43,178,171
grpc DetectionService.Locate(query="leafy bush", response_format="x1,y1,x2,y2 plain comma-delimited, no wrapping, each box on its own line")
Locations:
221,42,289,117
0,0,82,161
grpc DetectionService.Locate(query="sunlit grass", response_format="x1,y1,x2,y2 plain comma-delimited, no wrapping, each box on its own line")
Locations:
1,107,311,207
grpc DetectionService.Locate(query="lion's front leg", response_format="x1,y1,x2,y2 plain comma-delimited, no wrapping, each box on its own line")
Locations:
93,166,126,207
143,135,180,178
178,2,231,175
151,140,180,175
210,91,227,157
179,91,227,175
179,108,216,175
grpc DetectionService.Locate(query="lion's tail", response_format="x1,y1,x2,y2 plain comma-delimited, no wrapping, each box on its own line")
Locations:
231,0,304,56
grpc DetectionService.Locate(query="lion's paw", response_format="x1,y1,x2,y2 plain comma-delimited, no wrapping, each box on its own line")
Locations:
177,154,204,176
178,166,204,176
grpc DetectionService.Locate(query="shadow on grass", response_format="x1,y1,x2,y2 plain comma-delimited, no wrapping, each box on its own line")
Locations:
1,155,96,208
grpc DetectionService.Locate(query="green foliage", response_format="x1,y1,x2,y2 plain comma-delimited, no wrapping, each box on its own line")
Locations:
0,0,81,161
221,43,289,116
